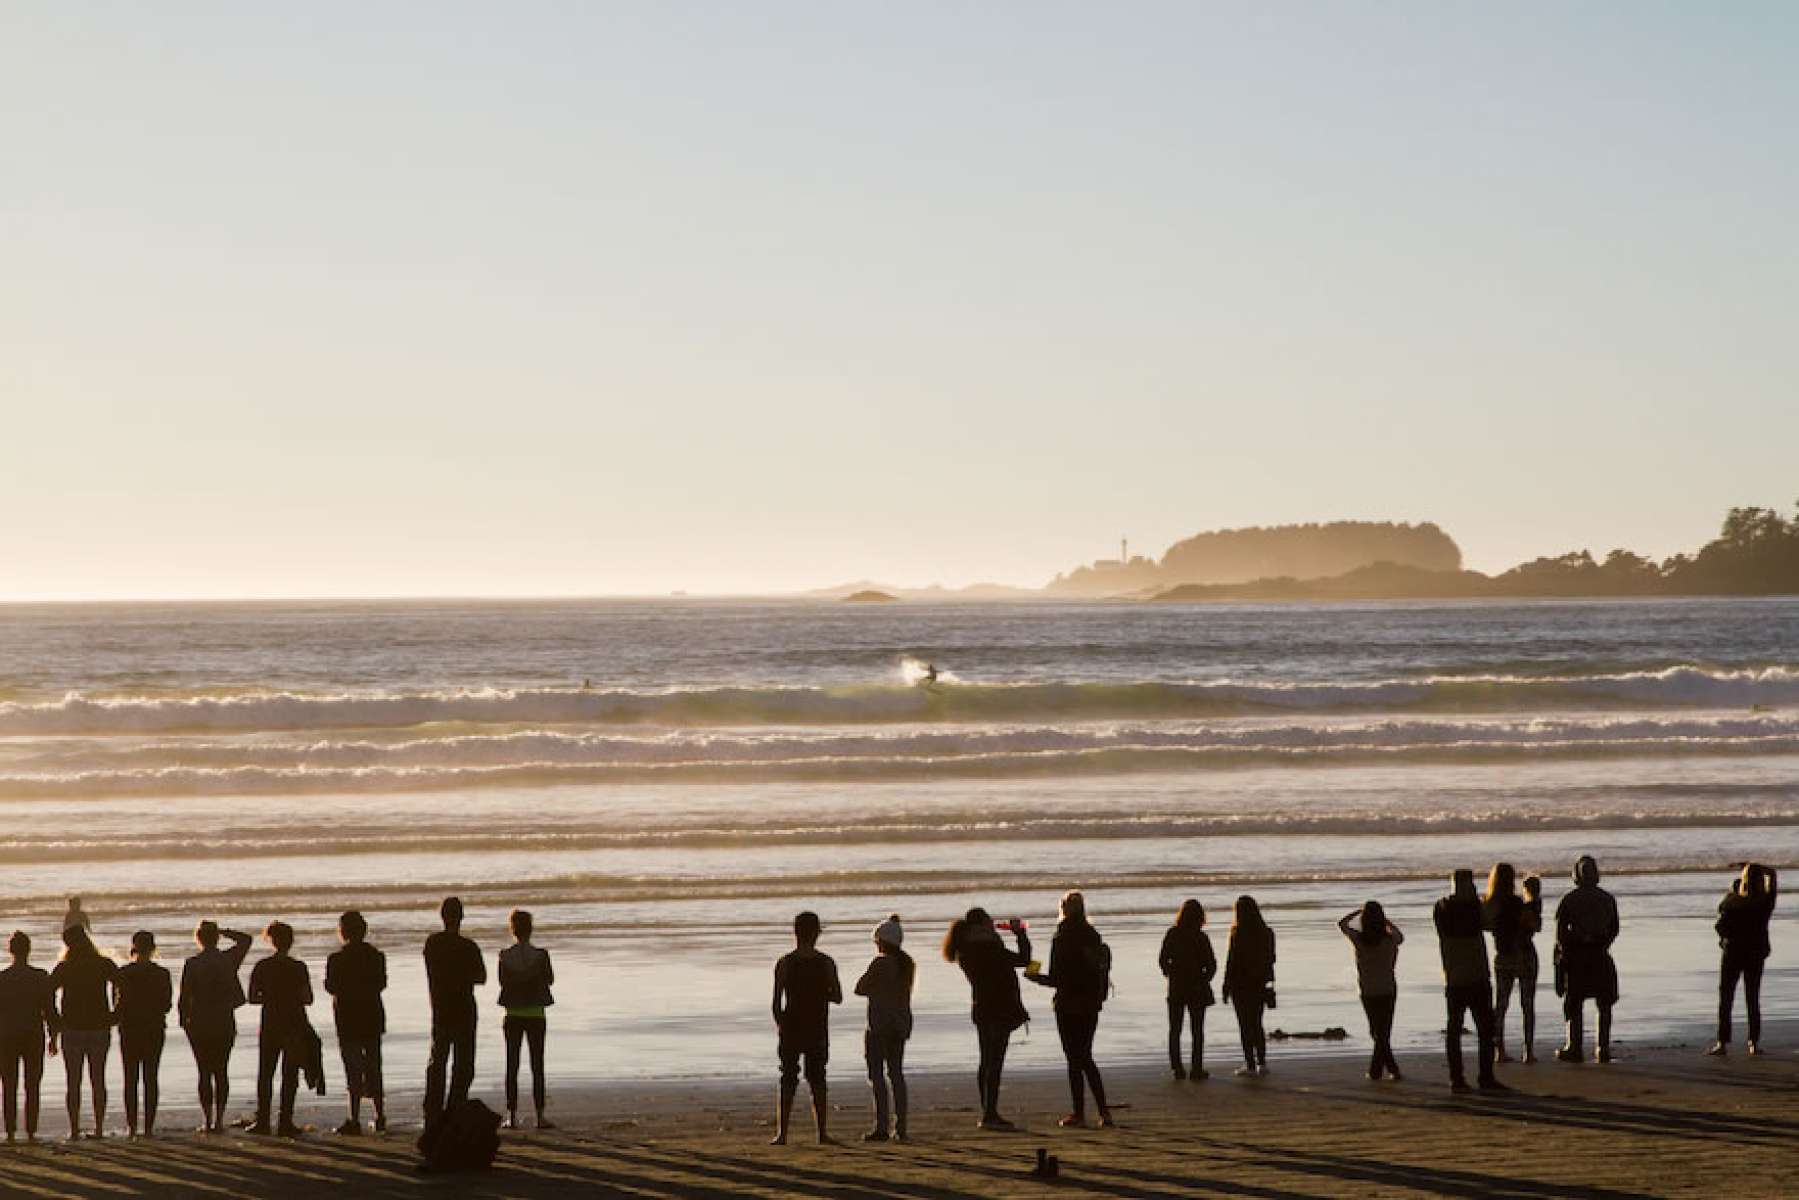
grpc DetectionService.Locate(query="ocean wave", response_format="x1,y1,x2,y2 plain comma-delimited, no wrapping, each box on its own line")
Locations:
2,715,1797,797
1,665,1796,735
0,807,1792,864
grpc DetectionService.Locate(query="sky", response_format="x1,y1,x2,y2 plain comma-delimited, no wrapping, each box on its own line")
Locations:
4,3,1796,598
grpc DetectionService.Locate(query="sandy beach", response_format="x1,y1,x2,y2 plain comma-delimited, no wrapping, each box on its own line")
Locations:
4,1032,1793,1199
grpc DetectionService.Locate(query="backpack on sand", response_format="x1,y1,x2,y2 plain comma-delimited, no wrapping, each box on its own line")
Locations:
418,1099,502,1173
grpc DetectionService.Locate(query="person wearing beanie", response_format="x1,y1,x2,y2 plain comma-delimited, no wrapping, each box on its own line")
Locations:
854,915,914,1142
1555,855,1620,1063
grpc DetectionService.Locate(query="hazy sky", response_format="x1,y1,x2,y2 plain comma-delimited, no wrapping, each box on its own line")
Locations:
5,3,1796,598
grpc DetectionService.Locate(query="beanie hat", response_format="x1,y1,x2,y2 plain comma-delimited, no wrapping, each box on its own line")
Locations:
874,914,903,948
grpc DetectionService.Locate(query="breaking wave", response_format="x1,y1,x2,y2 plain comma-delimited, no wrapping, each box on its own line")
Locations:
1,665,1796,735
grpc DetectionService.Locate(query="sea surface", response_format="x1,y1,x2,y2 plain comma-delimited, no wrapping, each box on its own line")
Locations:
1,597,1794,1106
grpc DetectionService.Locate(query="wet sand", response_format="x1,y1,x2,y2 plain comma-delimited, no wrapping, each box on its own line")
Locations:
4,1037,1793,1198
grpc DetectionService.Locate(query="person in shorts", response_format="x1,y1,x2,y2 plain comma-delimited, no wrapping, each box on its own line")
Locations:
770,911,841,1145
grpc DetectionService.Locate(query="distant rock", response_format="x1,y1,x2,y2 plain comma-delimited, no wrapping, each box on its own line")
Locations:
843,590,898,603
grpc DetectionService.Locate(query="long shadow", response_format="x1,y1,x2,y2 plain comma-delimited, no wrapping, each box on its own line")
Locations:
589,1139,999,1200
926,1137,1325,1200
1249,1145,1660,1200
1328,1087,1798,1145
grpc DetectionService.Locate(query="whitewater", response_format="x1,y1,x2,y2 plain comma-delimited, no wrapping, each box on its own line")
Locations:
0,596,1793,1083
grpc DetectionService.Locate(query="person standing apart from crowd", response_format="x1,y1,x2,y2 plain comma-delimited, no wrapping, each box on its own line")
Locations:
1338,901,1404,1081
1482,864,1543,1064
247,921,313,1137
770,911,841,1145
1221,896,1275,1078
178,921,252,1134
49,925,118,1140
942,908,1031,1130
0,931,59,1143
497,909,556,1131
853,915,913,1143
1435,869,1506,1094
1159,899,1216,1081
1708,862,1778,1057
423,897,486,1131
1555,855,1620,1064
325,911,388,1134
1028,890,1115,1128
114,932,172,1137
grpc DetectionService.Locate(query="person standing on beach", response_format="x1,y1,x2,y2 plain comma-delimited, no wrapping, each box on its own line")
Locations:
178,921,253,1133
1435,869,1505,1094
770,910,842,1145
1708,862,1777,1057
1159,899,1216,1081
0,931,59,1143
49,925,118,1140
1028,890,1115,1128
114,931,172,1137
853,914,912,1142
497,909,555,1131
423,896,486,1130
324,911,388,1134
942,908,1031,1130
1482,864,1543,1064
1338,901,1403,1081
1554,855,1619,1064
1220,895,1275,1078
62,899,92,935
247,921,313,1137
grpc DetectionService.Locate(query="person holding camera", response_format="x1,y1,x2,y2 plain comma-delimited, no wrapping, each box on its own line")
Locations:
1708,862,1778,1057
1436,869,1505,1094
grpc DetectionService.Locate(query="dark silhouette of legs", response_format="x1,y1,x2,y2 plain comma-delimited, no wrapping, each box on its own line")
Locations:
0,1036,42,1139
1167,998,1205,1077
424,1020,476,1127
975,1020,1011,1121
1743,958,1764,1045
121,1030,163,1135
1361,993,1399,1078
1445,984,1496,1087
503,1016,547,1124
1055,1008,1109,1122
1231,994,1266,1071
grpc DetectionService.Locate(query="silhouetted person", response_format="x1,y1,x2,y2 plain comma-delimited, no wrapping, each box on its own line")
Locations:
1221,895,1274,1077
178,921,252,1133
248,921,313,1137
1159,899,1216,1081
49,924,117,1140
0,931,59,1143
1708,862,1777,1057
854,915,913,1142
115,931,172,1137
1028,890,1114,1127
498,908,555,1130
324,910,387,1134
770,911,842,1145
1482,864,1542,1063
63,898,92,935
1436,869,1505,1093
942,908,1030,1130
1339,901,1403,1081
1555,855,1619,1063
423,896,485,1130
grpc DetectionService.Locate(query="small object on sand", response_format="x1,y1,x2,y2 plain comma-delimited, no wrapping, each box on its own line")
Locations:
1268,1026,1350,1041
1031,1148,1061,1178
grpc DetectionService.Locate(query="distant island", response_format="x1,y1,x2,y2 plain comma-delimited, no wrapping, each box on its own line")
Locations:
1048,521,1460,598
1152,504,1799,601
800,503,1799,603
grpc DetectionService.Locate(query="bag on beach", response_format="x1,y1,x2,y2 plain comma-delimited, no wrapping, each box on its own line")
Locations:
418,1099,502,1173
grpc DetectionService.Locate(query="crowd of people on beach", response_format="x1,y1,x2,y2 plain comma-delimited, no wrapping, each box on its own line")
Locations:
0,859,1778,1148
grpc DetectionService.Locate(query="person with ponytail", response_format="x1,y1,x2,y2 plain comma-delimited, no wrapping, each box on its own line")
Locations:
942,907,1030,1130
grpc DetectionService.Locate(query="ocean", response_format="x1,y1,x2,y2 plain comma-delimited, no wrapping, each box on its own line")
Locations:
1,597,1794,1100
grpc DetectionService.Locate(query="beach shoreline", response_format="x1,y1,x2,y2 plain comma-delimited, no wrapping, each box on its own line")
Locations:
5,1036,1794,1197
